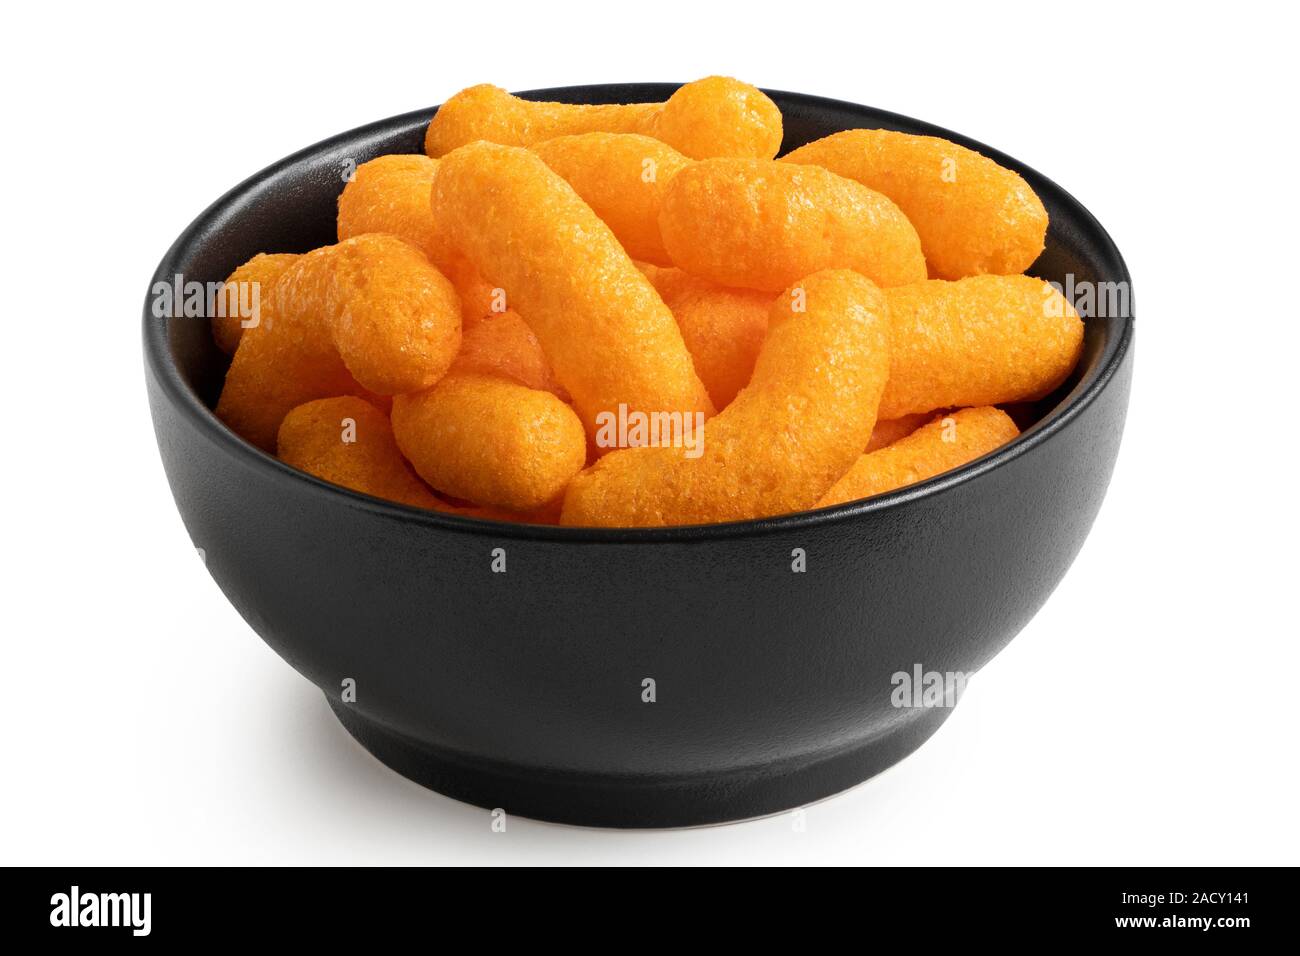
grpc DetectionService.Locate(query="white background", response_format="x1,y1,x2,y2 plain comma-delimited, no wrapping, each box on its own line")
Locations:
3,1,1296,865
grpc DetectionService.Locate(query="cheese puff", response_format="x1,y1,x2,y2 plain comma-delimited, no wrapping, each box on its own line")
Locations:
639,264,770,408
560,270,890,527
336,154,500,318
425,84,656,156
658,159,926,292
453,310,567,399
446,258,507,327
217,260,367,451
879,275,1083,420
533,133,690,265
391,372,587,512
643,75,783,161
323,235,461,394
425,77,781,160
336,154,453,269
211,253,300,355
819,406,1019,507
275,397,556,521
865,412,939,453
277,396,446,510
217,235,461,451
783,129,1048,279
431,142,714,440
276,396,564,523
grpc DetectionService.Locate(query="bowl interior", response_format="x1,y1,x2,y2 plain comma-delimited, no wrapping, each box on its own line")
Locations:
147,84,1133,535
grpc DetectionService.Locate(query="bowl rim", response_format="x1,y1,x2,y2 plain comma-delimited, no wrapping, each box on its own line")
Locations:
143,84,1135,543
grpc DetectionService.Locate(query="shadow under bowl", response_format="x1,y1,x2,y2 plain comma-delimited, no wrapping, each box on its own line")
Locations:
144,84,1134,828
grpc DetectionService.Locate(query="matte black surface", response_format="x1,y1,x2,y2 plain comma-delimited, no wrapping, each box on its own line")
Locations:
144,85,1134,827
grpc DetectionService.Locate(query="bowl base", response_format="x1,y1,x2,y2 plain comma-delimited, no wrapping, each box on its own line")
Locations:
327,695,954,828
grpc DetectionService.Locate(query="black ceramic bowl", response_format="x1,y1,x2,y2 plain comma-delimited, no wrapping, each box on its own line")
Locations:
144,84,1133,828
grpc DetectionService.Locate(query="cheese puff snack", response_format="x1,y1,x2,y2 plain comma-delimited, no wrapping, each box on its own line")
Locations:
277,396,445,510
336,154,502,321
431,141,714,441
452,310,567,399
865,412,938,453
639,264,771,409
819,406,1020,506
532,133,691,265
278,396,562,522
210,80,1093,528
446,259,508,327
392,373,587,512
211,253,300,355
336,154,451,268
425,76,782,160
560,270,890,527
658,159,926,292
322,235,461,394
879,275,1083,420
645,75,783,162
217,234,461,451
217,267,368,452
784,129,1048,279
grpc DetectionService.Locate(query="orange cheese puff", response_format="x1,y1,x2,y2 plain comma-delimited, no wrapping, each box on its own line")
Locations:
820,406,1019,507
217,235,461,451
425,77,781,160
391,372,587,512
431,141,714,440
560,270,890,528
879,275,1083,420
643,75,783,161
336,154,453,269
211,253,300,355
658,159,926,292
783,129,1048,280
445,258,506,327
323,235,461,394
217,261,368,452
425,84,656,156
277,396,446,510
639,264,770,408
453,310,567,399
533,133,690,265
334,155,489,304
865,412,938,453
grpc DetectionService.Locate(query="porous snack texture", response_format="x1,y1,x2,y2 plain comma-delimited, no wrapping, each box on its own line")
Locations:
560,271,891,527
425,77,782,160
431,141,714,441
784,128,1048,279
211,77,1072,525
820,406,1021,506
658,159,927,292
